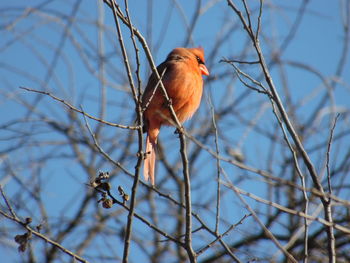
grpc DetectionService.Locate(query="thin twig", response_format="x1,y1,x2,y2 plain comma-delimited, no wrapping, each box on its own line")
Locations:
222,173,298,263
95,0,107,137
324,114,340,263
208,94,221,235
103,3,196,261
99,185,182,246
326,114,340,196
196,213,251,257
227,1,337,261
220,59,259,65
178,130,197,262
0,185,17,218
221,181,350,234
270,98,309,263
241,0,253,35
19,87,139,130
150,185,242,261
141,68,167,113
0,186,90,263
220,58,270,95
109,2,142,262
255,0,263,39
81,106,133,177
182,127,350,207
124,0,142,98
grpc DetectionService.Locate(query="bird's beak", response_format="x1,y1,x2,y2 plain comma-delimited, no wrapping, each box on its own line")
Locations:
199,64,209,76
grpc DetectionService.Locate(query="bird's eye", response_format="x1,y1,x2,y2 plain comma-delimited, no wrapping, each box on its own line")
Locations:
196,56,204,64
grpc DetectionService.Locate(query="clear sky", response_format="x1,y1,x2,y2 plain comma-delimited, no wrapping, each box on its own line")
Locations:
1,0,349,262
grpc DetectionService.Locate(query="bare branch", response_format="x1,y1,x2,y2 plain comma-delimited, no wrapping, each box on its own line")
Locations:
0,186,90,263
19,86,139,130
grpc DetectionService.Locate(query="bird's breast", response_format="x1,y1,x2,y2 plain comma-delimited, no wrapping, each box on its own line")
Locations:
164,71,203,123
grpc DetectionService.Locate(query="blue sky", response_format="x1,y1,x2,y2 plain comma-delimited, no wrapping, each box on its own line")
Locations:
1,0,350,262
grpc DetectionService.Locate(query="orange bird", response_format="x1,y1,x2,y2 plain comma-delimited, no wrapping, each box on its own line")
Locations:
142,47,209,185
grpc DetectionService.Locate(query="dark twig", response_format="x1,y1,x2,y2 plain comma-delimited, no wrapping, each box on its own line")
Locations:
221,59,259,65
222,174,298,263
196,213,251,258
0,186,90,263
221,181,350,234
227,1,337,262
81,106,133,177
178,130,197,262
270,98,310,262
103,3,197,261
220,58,270,95
109,2,143,262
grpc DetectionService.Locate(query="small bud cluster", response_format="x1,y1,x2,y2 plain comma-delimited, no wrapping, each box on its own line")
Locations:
89,171,129,209
14,217,40,252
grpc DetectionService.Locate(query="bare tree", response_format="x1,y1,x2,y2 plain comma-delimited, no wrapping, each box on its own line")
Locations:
1,1,350,262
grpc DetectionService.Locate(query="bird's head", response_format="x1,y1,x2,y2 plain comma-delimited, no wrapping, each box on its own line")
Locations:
167,47,210,76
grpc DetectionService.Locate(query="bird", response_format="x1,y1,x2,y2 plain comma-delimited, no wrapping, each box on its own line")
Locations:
142,47,209,185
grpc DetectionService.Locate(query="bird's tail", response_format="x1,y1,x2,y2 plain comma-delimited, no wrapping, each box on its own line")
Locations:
144,134,157,185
